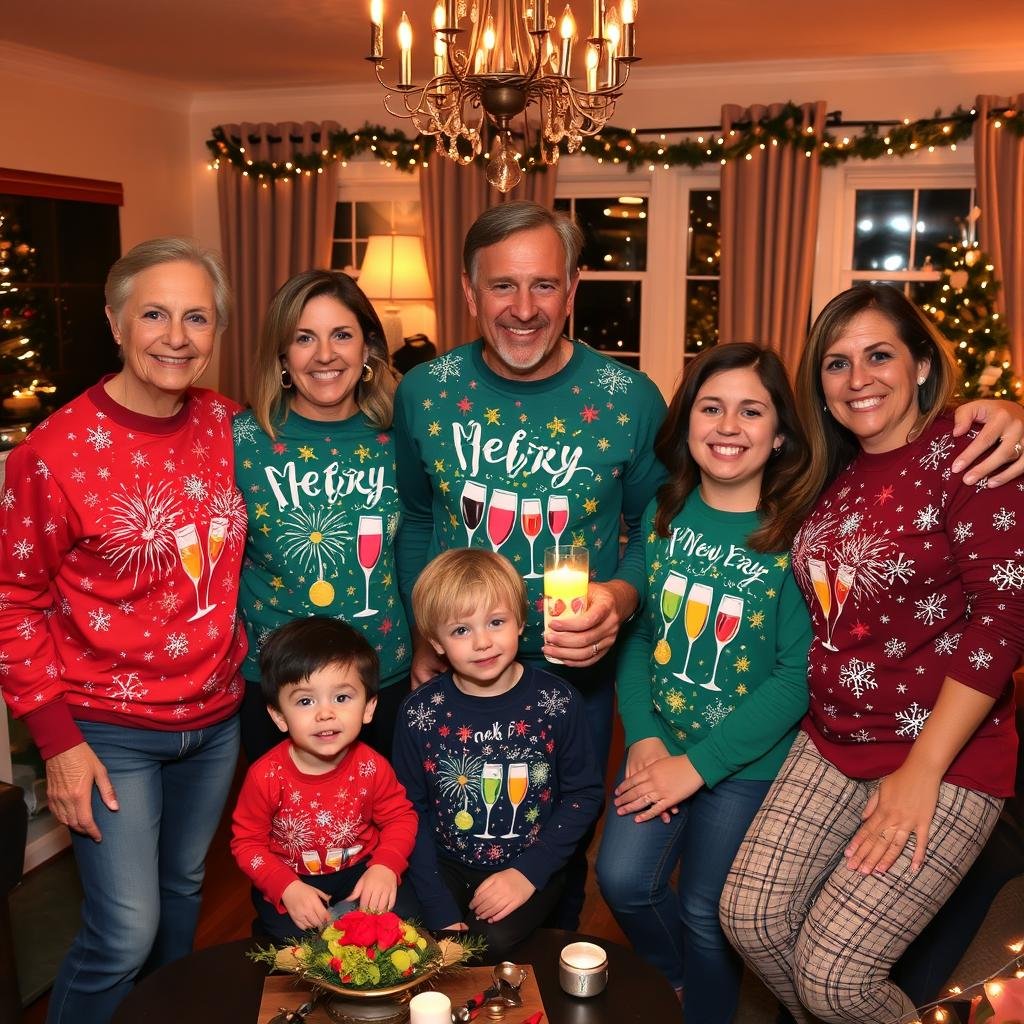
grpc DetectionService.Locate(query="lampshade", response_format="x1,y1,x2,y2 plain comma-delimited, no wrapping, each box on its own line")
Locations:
358,234,433,303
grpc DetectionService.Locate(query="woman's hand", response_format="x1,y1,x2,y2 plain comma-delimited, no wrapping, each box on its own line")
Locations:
625,737,670,778
45,742,119,842
543,580,637,666
844,763,942,875
614,753,704,823
952,400,1024,487
281,880,332,931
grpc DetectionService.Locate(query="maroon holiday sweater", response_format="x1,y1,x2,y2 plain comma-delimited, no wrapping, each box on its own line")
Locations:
0,381,248,759
792,414,1021,797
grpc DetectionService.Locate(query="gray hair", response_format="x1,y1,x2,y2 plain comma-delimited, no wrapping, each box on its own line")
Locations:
105,237,232,333
463,201,583,287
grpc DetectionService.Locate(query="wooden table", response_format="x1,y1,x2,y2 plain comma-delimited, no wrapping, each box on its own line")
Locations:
111,929,679,1024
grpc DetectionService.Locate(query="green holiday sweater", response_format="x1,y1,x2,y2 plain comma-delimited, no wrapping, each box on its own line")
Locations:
233,408,411,688
617,491,811,786
393,341,668,658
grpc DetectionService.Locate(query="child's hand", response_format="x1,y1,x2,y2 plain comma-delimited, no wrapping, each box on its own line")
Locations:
468,868,535,924
615,754,704,823
281,880,332,931
347,864,398,913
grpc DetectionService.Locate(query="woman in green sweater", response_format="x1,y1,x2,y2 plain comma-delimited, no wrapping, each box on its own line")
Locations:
234,271,411,762
596,343,812,1024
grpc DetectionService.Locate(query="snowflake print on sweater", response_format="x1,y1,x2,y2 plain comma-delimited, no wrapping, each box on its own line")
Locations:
231,740,417,912
391,665,603,930
0,382,248,760
792,414,1023,796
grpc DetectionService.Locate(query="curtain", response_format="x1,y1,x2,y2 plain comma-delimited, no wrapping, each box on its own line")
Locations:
974,94,1024,381
719,101,826,369
214,121,341,403
419,152,558,352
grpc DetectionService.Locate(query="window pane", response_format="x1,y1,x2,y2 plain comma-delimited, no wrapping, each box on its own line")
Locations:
334,202,352,237
853,190,913,272
55,286,119,393
687,191,720,276
573,197,647,271
56,203,120,284
685,280,719,355
354,201,394,238
331,242,351,270
574,280,641,366
916,189,972,269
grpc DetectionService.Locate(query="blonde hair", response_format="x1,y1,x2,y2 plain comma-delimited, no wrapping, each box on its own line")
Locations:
248,270,397,440
412,549,528,641
105,236,231,333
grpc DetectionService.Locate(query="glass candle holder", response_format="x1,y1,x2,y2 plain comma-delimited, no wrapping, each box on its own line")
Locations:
543,545,589,664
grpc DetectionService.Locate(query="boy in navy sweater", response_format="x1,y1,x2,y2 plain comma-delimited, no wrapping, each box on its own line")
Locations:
392,549,602,954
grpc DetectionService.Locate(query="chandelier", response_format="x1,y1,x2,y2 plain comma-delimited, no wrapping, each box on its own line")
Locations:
367,0,640,192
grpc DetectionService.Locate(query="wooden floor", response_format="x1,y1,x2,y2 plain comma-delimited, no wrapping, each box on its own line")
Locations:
21,729,628,1023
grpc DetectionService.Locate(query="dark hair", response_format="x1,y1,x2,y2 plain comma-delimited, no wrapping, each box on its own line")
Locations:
653,342,810,553
259,618,379,707
792,283,960,511
249,269,397,439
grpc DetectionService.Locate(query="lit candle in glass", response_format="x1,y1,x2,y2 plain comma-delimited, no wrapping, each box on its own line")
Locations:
558,5,575,77
604,6,620,85
544,545,589,664
620,0,635,57
585,42,599,91
397,11,413,86
370,0,384,58
433,1,447,76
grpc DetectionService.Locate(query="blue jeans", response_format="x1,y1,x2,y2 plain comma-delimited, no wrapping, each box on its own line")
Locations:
596,762,770,1024
47,716,240,1024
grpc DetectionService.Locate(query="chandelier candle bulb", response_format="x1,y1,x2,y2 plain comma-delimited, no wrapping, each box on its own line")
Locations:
604,6,620,85
483,14,496,70
534,0,548,32
432,3,447,77
398,11,413,85
558,5,575,76
620,0,635,57
445,0,458,27
592,0,604,39
585,42,599,91
370,0,384,58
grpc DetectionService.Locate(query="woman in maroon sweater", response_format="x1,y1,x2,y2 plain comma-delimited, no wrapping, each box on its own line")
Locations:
721,284,1022,1024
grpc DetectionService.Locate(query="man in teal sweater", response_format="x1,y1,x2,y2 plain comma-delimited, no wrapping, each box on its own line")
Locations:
393,200,668,926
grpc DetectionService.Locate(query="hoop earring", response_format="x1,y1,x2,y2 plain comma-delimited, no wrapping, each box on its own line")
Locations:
280,367,293,390
361,362,374,383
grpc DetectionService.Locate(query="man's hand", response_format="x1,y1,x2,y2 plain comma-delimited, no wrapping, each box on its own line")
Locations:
410,630,448,688
952,400,1024,486
468,868,536,924
281,880,332,931
347,864,398,913
543,579,637,667
45,742,119,842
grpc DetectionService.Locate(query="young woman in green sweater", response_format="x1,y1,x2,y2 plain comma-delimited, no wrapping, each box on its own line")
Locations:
596,343,812,1024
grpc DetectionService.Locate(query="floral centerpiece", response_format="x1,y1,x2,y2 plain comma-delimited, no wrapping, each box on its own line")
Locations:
250,909,483,998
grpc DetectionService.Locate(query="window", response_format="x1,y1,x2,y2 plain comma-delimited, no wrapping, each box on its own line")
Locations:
683,189,720,358
331,199,423,276
555,194,647,369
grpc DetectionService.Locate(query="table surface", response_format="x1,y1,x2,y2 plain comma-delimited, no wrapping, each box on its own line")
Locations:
111,929,679,1024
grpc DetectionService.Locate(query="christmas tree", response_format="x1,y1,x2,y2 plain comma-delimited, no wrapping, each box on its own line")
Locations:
0,209,55,422
916,237,1020,400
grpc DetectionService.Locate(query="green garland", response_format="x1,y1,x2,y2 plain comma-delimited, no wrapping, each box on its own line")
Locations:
206,102,1023,181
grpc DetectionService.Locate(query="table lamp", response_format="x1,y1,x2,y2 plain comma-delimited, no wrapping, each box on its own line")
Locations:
358,233,433,353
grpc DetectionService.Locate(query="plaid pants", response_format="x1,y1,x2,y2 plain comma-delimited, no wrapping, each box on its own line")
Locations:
720,733,1002,1024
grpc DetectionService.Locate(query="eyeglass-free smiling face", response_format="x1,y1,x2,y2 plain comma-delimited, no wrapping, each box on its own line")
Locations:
429,604,524,697
462,225,579,382
820,307,931,454
283,294,368,422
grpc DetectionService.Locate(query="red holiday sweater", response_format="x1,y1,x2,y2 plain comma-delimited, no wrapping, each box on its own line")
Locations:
231,739,417,911
792,415,1022,797
0,382,248,759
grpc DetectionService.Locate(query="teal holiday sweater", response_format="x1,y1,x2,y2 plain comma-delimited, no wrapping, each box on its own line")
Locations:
394,341,667,658
617,490,811,786
233,408,411,687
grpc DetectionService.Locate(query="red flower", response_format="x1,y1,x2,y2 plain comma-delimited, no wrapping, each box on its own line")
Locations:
337,910,378,947
374,912,402,949
366,947,377,960
329,957,344,974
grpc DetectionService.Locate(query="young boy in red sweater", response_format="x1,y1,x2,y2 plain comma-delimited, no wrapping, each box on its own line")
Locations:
231,618,417,939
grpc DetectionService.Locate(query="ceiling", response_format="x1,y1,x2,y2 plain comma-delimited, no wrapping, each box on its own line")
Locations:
6,0,1024,91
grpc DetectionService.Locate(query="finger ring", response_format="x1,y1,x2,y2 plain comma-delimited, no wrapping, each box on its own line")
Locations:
593,641,600,657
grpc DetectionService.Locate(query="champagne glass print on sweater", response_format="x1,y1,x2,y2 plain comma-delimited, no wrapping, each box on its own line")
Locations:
808,558,856,651
354,515,383,618
461,480,487,547
655,570,688,664
173,523,214,621
521,498,543,578
674,582,713,684
477,763,503,839
487,489,518,553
